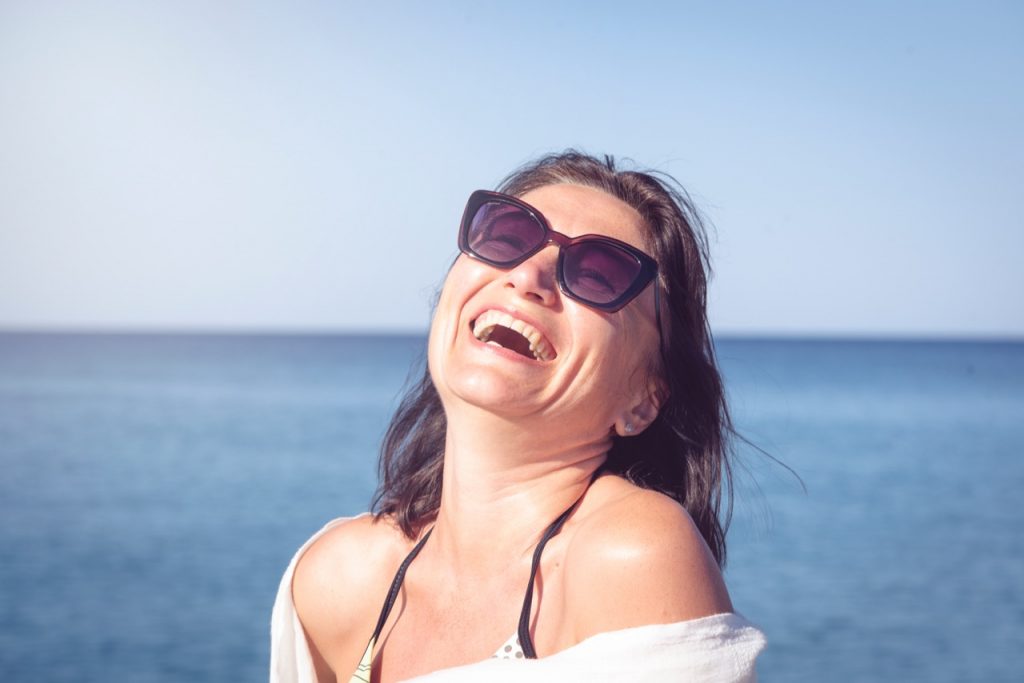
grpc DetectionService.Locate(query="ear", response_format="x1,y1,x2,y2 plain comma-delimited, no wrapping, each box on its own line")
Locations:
614,380,667,437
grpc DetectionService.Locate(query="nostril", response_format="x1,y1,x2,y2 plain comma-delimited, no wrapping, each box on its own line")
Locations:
498,249,561,309
505,270,557,304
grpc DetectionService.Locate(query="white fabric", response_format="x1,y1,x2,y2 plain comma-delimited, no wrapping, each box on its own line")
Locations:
270,517,766,683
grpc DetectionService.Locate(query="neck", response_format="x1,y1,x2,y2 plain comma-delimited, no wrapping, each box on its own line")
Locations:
428,403,610,575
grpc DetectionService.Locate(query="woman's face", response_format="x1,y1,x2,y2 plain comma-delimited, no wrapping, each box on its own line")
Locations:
428,183,662,434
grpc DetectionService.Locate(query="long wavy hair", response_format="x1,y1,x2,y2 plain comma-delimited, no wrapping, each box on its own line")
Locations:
372,150,735,566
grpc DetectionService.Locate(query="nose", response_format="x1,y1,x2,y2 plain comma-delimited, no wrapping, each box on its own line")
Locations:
503,245,560,307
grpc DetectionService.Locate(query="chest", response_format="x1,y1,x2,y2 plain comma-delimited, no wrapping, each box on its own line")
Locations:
371,557,573,683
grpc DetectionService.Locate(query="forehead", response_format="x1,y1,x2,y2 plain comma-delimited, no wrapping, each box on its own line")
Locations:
518,184,647,248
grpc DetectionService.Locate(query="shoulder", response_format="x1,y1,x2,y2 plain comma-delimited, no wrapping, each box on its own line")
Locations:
563,477,733,641
291,515,410,667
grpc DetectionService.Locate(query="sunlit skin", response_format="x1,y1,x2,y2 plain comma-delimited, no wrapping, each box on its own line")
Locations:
428,183,664,461
291,184,732,683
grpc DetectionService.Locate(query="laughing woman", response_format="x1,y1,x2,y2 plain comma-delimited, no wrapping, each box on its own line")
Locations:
270,151,765,682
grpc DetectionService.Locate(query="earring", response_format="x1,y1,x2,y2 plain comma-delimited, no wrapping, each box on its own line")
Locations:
623,422,635,435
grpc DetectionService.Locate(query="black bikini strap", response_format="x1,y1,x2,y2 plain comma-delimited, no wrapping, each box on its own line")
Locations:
516,490,588,659
366,474,594,659
368,527,434,644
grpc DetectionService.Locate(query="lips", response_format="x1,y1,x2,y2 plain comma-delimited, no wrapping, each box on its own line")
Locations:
471,310,556,361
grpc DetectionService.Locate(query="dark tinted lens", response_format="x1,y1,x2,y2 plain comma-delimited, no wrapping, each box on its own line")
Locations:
467,202,546,265
562,241,642,305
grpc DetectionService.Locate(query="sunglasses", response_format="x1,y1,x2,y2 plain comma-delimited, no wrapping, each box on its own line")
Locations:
458,190,659,313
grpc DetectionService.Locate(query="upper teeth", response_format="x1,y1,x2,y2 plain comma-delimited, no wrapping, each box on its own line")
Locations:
472,310,555,361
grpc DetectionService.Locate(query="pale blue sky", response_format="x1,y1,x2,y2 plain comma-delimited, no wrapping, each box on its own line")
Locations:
1,1,1021,336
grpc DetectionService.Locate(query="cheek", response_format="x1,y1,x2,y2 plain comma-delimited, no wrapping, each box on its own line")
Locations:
426,258,493,379
432,257,481,323
426,267,461,380
441,256,498,299
607,310,660,385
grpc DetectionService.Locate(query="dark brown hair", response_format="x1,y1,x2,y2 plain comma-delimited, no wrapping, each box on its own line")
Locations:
372,150,734,566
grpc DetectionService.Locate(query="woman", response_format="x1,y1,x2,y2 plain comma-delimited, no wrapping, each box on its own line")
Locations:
271,151,765,682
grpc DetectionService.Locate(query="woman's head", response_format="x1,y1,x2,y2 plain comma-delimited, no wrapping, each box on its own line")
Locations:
427,181,664,440
375,150,733,565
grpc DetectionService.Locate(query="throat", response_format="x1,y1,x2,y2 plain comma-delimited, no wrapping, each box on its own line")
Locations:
484,325,534,359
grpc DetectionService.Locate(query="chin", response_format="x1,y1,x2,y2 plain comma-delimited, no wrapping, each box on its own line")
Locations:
436,363,539,417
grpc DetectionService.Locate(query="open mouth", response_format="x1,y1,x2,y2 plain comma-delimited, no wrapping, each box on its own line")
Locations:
471,310,556,361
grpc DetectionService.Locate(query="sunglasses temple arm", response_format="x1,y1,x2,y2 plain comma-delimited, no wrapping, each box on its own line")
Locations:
655,283,669,375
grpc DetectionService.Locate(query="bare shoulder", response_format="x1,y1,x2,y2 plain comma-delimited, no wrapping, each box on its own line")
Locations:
563,477,733,641
293,515,402,611
292,515,409,675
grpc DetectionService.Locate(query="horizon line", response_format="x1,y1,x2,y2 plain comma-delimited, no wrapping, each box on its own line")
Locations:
1,325,1021,344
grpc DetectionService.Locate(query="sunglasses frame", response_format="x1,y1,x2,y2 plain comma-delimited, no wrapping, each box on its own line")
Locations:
458,190,659,313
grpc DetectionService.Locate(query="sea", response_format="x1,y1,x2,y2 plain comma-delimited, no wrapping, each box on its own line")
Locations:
0,332,1021,682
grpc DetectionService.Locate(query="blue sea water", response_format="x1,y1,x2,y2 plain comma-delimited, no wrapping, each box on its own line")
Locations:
0,333,1021,682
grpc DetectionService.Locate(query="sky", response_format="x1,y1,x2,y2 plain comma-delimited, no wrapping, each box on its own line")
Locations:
1,1,1021,337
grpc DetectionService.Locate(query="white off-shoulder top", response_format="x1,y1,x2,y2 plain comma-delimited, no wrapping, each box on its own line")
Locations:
270,517,766,683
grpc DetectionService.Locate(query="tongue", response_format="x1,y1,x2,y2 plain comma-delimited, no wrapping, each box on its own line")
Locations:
487,325,534,359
